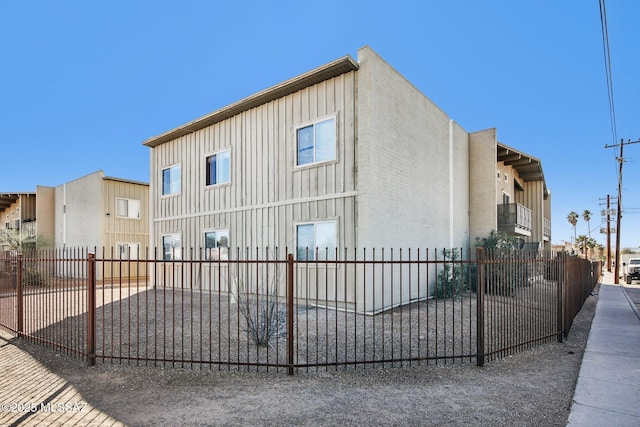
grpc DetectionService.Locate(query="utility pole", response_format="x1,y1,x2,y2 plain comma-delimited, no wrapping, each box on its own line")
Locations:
605,138,640,284
599,195,615,272
606,195,612,272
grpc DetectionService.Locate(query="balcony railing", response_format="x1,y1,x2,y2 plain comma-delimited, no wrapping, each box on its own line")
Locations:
497,203,532,236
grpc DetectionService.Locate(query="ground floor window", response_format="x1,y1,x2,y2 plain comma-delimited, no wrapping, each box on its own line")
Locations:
204,229,229,260
116,242,140,260
162,234,181,261
296,221,337,261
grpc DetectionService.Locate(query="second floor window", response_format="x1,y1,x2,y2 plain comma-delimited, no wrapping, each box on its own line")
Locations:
116,198,140,219
206,149,230,186
296,117,336,166
162,164,181,196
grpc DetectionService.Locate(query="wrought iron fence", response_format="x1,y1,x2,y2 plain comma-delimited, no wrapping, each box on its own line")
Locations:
0,248,600,374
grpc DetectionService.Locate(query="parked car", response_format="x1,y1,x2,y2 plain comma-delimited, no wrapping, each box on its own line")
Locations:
623,258,640,284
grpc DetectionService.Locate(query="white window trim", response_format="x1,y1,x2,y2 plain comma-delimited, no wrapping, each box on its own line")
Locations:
162,233,182,261
295,219,339,261
294,114,338,169
161,163,182,197
115,197,141,219
204,148,232,188
204,228,230,260
115,242,141,260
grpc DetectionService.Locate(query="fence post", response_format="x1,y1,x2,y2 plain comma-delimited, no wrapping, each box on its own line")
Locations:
476,248,485,367
16,254,24,335
556,253,563,343
563,253,570,338
286,253,294,375
87,253,96,366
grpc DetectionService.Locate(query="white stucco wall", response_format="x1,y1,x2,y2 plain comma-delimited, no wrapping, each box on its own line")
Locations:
355,47,470,251
54,171,103,250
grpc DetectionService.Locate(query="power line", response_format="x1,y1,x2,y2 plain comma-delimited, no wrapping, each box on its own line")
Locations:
599,0,617,145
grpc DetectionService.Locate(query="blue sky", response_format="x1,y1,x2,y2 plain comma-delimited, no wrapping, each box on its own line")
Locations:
1,1,639,249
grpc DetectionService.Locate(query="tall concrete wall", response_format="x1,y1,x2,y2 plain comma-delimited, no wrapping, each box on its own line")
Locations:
35,186,55,245
54,171,103,250
355,46,470,251
469,128,497,246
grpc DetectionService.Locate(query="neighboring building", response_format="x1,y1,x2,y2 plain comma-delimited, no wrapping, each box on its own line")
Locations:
53,171,150,276
0,189,55,251
143,46,551,312
2,171,149,279
470,138,551,249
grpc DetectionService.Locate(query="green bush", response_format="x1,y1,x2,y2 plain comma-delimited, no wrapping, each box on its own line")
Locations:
435,249,469,299
475,230,530,296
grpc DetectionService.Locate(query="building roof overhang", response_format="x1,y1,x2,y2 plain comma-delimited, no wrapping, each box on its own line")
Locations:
0,193,34,211
143,55,360,148
497,143,548,196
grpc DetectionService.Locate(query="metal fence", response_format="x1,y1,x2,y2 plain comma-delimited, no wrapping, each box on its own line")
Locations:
0,248,600,374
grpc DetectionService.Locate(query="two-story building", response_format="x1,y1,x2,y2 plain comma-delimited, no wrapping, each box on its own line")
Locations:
0,190,55,252
143,46,551,312
2,172,150,280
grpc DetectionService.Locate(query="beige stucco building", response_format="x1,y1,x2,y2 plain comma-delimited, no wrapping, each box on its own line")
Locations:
143,46,551,312
53,170,149,256
2,171,149,279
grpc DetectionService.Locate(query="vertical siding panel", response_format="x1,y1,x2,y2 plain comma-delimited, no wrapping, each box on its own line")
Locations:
267,102,275,204
292,91,301,199
256,106,264,205
150,70,358,253
252,109,259,206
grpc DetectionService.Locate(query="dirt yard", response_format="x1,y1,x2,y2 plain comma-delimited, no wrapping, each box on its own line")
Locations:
7,283,599,426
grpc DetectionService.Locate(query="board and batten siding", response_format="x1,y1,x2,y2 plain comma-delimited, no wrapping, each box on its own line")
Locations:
150,71,357,253
102,177,150,253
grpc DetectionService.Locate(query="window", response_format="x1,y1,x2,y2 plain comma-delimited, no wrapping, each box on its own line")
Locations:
162,234,181,261
162,165,181,195
204,230,229,260
296,221,337,260
116,198,141,219
296,117,336,166
116,243,140,260
206,150,230,186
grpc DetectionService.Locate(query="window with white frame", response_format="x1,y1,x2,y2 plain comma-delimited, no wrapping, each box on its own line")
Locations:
206,149,230,186
162,164,181,195
162,234,181,261
116,198,141,219
116,242,140,260
296,221,337,261
296,117,336,166
204,229,229,260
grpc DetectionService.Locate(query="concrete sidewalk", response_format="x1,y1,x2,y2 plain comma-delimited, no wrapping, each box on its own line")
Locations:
0,332,125,427
567,271,640,426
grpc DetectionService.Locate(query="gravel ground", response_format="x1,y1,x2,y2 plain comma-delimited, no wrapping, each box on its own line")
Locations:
9,282,598,427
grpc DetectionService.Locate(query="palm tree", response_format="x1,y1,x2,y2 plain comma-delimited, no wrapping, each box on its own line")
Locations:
582,210,592,238
586,237,598,260
567,211,579,244
575,234,588,257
